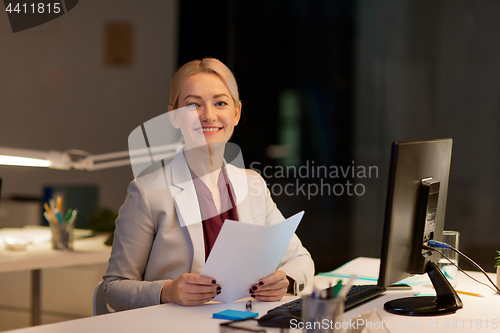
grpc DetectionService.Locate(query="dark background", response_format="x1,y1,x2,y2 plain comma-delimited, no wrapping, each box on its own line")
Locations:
178,0,355,272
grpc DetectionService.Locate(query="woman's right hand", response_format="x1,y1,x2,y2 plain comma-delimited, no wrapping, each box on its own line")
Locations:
160,273,221,306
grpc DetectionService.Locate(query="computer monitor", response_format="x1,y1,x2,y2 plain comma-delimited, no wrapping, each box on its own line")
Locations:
377,138,462,315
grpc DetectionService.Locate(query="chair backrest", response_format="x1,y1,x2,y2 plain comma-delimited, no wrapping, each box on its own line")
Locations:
93,281,112,316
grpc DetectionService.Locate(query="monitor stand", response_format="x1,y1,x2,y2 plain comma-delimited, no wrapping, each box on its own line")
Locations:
384,261,463,316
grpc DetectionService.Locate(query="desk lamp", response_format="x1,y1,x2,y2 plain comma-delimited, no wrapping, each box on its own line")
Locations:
0,107,194,172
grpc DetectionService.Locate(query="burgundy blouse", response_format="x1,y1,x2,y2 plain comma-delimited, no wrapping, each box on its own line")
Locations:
189,166,238,260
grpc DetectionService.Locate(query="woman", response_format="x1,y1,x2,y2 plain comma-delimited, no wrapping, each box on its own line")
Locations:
103,58,314,311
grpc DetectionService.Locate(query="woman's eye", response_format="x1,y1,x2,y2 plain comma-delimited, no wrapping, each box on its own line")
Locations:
216,101,228,107
187,103,199,107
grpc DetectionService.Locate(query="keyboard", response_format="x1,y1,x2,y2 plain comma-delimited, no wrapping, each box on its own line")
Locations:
266,284,386,317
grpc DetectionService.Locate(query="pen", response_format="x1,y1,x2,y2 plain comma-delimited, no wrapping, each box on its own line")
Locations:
49,198,57,213
64,209,73,222
67,209,78,227
333,280,343,298
43,211,57,225
56,196,62,213
55,209,63,223
44,203,58,224
337,275,357,299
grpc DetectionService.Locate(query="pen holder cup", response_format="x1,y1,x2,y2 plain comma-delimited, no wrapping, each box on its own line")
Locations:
302,295,344,333
51,222,74,250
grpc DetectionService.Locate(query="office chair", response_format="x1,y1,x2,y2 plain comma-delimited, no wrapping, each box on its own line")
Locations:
93,281,113,315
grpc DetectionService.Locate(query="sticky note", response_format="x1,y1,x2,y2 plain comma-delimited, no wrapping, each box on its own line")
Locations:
213,309,259,320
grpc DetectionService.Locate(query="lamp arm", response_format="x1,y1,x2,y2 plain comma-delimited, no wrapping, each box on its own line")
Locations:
88,152,178,171
48,151,72,170
71,141,184,171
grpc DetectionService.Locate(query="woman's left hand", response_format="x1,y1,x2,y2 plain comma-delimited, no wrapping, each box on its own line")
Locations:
249,270,290,301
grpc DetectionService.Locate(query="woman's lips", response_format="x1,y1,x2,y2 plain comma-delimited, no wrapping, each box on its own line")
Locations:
195,126,223,135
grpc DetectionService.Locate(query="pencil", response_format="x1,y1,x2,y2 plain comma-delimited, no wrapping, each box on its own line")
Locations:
432,287,483,298
455,290,483,298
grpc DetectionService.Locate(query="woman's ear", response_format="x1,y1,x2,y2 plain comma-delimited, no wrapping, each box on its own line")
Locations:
234,102,242,126
168,105,181,129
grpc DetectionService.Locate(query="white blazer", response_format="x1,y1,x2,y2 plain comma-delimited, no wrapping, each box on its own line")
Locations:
103,151,314,311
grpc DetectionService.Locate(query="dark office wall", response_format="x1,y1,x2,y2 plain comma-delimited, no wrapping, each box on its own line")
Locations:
354,0,500,271
178,0,355,273
0,0,178,211
233,1,355,274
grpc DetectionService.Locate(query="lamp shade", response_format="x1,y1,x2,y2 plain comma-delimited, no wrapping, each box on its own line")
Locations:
0,142,182,171
0,147,71,169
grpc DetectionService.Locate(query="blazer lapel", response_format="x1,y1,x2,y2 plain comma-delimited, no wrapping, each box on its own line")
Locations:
168,151,254,274
169,151,205,274
226,164,252,223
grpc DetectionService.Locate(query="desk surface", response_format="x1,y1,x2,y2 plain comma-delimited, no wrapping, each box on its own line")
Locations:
3,269,499,333
0,228,111,273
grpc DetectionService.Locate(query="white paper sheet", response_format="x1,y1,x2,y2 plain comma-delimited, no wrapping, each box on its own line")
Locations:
201,211,304,303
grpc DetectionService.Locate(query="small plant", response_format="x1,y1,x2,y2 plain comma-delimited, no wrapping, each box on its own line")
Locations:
89,208,118,233
495,250,500,268
88,208,118,246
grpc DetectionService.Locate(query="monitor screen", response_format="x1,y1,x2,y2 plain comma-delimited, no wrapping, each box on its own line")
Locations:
377,138,462,315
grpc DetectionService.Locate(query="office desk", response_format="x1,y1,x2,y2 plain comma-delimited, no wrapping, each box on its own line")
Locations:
312,271,500,333
0,229,111,326
3,270,498,333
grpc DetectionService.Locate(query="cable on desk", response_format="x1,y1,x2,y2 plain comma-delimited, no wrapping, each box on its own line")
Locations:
423,242,500,295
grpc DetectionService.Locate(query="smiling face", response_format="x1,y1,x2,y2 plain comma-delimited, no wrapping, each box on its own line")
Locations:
169,73,241,149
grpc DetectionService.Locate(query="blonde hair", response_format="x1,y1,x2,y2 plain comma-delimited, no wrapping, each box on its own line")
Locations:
169,58,240,110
